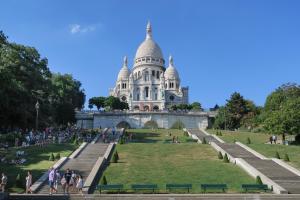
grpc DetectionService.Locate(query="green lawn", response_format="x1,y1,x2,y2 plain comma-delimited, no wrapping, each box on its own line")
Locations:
207,129,300,170
0,143,78,193
100,129,255,193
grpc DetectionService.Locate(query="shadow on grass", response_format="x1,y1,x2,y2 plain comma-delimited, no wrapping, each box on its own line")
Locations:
130,132,161,143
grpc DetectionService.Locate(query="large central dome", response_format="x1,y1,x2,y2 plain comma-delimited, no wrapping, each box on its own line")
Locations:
134,22,165,68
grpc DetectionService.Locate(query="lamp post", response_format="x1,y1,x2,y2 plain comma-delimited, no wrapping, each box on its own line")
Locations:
35,101,40,131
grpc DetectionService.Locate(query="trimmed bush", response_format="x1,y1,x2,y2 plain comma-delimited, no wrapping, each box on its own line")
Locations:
275,151,281,159
218,151,223,159
284,153,290,162
55,153,61,160
49,153,55,161
223,153,229,163
246,137,251,144
256,176,263,185
202,137,207,144
119,137,125,144
73,138,79,145
101,175,107,185
112,151,119,163
15,173,22,188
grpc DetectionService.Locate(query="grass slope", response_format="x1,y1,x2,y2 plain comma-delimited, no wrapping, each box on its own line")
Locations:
207,129,300,170
101,129,255,193
0,143,78,193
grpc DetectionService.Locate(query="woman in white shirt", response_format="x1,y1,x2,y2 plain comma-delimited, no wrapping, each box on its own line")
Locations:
25,171,32,194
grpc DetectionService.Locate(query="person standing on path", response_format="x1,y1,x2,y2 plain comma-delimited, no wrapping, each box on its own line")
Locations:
76,175,84,194
25,171,32,194
64,169,72,194
0,173,7,192
48,167,57,195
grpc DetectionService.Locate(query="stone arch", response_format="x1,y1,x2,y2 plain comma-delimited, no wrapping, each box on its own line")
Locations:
144,105,150,111
153,105,159,111
144,120,158,129
116,121,131,129
133,105,140,110
170,120,185,129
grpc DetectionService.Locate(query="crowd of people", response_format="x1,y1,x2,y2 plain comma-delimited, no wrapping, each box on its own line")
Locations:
48,167,84,195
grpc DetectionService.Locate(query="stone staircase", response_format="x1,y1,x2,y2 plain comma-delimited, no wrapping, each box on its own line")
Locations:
188,129,300,194
36,133,110,194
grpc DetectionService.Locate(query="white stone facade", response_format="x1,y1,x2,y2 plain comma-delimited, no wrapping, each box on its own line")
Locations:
109,22,189,111
76,111,208,129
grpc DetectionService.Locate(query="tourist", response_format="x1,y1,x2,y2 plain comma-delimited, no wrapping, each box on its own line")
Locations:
25,171,32,194
48,167,57,195
70,170,77,192
64,169,72,194
60,175,67,194
1,173,7,192
269,136,273,144
172,136,175,143
76,175,84,194
54,169,61,191
282,133,286,145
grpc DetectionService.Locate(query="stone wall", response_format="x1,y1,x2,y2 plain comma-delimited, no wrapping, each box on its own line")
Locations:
76,111,209,129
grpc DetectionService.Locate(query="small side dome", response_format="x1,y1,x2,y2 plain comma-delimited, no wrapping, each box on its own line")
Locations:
164,55,179,80
117,56,130,81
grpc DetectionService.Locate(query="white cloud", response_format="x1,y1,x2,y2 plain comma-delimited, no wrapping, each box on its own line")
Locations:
69,24,97,34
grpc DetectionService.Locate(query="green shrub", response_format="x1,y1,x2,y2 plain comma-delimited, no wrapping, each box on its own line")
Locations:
101,175,107,185
218,151,223,159
233,138,237,143
73,138,79,145
246,137,251,144
119,137,125,144
275,151,281,159
49,153,55,161
223,153,229,163
219,131,222,136
15,174,22,188
112,151,119,163
256,176,263,185
284,153,290,162
202,137,207,144
55,153,61,160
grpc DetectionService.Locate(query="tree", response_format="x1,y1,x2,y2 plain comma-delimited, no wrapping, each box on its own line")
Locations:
0,30,86,129
89,96,106,110
190,102,202,111
263,84,300,135
51,73,85,125
104,96,128,110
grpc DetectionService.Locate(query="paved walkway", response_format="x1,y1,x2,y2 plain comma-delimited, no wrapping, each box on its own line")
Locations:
188,129,300,194
36,129,113,194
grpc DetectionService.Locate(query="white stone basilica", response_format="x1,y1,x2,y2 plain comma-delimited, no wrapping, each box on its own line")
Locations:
110,22,189,111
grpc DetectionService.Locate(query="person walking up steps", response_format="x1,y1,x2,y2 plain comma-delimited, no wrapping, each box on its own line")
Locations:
48,167,57,195
64,169,72,194
25,171,32,194
1,173,7,192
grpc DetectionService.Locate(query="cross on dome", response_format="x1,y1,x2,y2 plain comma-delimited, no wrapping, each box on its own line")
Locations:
146,21,152,40
123,56,128,67
169,55,174,66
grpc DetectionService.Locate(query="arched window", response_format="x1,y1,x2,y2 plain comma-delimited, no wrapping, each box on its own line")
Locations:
145,87,149,98
169,95,174,101
156,71,160,79
138,71,141,78
145,71,149,81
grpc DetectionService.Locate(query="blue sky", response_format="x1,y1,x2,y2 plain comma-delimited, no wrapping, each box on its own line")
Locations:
1,0,300,109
